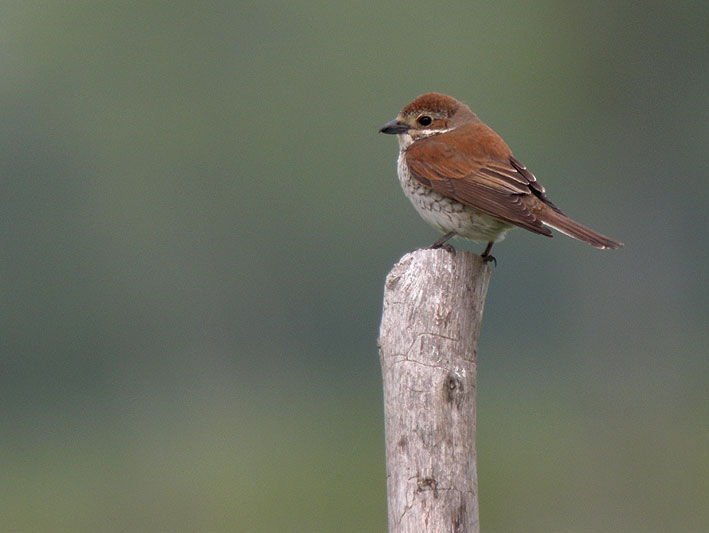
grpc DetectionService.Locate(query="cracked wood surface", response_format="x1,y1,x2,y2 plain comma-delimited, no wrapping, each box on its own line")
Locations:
378,249,490,533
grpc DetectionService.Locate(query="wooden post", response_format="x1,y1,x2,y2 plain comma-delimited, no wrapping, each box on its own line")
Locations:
378,248,491,533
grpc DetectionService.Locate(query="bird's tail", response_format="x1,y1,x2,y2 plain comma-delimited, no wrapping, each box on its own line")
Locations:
542,210,623,250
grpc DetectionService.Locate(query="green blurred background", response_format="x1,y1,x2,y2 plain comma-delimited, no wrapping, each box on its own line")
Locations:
2,1,707,531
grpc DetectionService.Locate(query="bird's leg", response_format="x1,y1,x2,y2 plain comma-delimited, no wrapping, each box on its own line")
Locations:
429,231,456,253
481,241,497,266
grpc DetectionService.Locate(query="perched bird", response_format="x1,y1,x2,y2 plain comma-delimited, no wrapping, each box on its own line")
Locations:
379,93,622,262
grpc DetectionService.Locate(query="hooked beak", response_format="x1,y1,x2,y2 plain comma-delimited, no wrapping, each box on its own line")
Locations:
379,119,409,135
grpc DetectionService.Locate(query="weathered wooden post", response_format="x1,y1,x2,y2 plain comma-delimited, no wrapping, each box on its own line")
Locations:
378,248,491,533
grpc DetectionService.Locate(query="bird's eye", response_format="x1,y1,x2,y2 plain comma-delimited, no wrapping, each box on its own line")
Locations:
417,115,432,126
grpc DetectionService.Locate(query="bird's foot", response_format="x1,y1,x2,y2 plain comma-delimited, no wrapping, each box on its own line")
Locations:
480,241,496,266
481,254,497,267
431,243,456,254
429,231,456,253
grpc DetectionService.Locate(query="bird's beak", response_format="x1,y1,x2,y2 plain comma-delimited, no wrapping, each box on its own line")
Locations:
379,119,409,135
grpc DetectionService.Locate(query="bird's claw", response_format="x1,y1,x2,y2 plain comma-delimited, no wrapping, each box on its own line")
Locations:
430,243,456,254
481,254,497,267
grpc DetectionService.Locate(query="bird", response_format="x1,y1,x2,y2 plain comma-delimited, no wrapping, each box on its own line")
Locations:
379,93,622,263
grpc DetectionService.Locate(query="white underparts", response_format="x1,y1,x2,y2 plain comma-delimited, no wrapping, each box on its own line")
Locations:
396,149,513,243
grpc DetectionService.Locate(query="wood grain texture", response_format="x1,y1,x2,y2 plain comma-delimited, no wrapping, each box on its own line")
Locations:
378,249,491,533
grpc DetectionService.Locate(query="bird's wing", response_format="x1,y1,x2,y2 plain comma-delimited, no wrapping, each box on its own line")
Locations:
405,124,562,236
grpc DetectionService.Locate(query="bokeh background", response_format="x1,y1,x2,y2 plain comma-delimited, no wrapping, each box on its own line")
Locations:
2,1,707,531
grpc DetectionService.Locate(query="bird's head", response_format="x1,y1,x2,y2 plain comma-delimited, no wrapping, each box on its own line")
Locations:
379,93,478,148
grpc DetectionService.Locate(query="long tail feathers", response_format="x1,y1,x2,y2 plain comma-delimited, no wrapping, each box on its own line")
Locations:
542,211,623,250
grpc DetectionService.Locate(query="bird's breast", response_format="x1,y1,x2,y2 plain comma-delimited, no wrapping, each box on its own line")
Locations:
396,151,513,243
